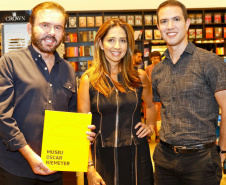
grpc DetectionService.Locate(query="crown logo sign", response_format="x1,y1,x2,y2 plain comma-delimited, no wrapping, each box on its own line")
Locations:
12,12,17,17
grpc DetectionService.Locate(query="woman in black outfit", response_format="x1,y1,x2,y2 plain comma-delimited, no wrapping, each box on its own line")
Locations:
78,18,157,185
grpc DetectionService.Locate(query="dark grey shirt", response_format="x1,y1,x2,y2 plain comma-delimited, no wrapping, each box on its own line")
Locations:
152,41,226,145
0,45,76,181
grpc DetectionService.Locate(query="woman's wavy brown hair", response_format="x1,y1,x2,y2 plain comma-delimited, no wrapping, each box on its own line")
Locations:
83,18,140,97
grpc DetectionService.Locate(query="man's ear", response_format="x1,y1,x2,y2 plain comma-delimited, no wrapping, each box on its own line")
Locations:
27,23,32,37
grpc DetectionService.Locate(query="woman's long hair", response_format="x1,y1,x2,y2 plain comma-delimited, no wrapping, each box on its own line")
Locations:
83,18,140,97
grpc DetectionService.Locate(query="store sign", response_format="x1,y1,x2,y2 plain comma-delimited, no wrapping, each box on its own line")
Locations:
0,11,31,23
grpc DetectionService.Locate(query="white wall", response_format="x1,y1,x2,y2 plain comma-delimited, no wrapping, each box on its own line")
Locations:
0,0,226,11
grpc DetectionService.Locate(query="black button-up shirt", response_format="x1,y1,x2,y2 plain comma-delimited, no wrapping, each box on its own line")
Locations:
0,45,76,181
152,41,226,145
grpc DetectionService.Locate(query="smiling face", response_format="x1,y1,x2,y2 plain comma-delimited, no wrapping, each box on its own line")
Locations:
28,9,65,54
157,6,190,49
99,26,127,66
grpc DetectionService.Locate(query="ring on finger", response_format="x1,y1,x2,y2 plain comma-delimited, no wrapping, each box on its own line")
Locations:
144,129,147,132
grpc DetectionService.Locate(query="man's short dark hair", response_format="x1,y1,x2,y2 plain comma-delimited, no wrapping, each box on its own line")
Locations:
156,0,188,23
134,48,142,55
150,51,161,58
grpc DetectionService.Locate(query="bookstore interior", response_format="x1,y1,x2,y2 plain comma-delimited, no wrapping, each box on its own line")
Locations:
0,5,226,185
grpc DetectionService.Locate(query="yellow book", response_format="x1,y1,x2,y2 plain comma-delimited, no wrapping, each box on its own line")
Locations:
41,110,92,172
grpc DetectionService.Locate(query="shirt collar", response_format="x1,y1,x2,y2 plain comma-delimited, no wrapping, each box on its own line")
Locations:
163,41,196,59
28,44,61,63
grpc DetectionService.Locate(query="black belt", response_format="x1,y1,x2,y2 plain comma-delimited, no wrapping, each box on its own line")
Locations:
160,140,215,154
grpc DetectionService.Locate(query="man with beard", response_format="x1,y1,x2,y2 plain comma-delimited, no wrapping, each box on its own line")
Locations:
133,48,143,69
0,2,95,185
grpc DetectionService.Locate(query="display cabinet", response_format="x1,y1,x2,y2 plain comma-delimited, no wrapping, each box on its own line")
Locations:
64,8,226,76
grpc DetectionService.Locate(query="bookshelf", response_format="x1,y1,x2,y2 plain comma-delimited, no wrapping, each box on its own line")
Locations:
64,8,226,76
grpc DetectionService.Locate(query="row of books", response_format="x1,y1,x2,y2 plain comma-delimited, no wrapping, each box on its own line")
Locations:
78,31,97,42
188,27,226,39
70,61,93,72
65,46,94,57
205,27,226,39
204,13,226,24
135,29,162,40
67,14,158,28
145,29,161,40
64,31,97,43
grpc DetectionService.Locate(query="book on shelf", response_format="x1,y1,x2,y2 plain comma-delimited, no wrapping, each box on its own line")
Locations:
214,13,222,23
79,17,87,27
224,27,226,38
104,16,111,22
144,15,152,25
66,47,78,57
82,32,88,42
143,48,150,57
153,15,157,25
80,61,87,71
69,16,76,28
196,29,203,38
119,15,126,22
206,27,213,38
188,29,196,39
69,33,77,42
188,14,195,24
95,16,103,27
154,29,161,39
216,47,224,55
64,32,70,43
127,15,134,26
84,46,90,56
87,17,95,27
88,31,94,42
70,62,78,71
205,13,212,24
195,14,202,24
87,60,93,69
145,29,153,40
79,46,84,57
135,15,142,26
215,27,222,38
90,46,94,56
134,30,143,40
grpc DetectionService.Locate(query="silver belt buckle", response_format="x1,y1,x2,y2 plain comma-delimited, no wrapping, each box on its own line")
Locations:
173,146,187,153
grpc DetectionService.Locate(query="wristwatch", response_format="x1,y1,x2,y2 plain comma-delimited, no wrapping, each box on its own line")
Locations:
217,145,226,154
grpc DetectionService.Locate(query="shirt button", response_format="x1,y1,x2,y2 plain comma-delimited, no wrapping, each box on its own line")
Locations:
35,58,37,61
50,84,52,87
49,100,52,104
44,67,48,70
68,86,71,89
172,97,175,101
38,54,41,57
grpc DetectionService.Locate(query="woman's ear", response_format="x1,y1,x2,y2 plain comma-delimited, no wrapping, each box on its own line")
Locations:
98,39,104,50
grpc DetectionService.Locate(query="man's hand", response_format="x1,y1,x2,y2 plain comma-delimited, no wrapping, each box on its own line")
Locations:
19,145,56,175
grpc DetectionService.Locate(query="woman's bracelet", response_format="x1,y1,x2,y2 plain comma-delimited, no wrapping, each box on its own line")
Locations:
88,160,94,167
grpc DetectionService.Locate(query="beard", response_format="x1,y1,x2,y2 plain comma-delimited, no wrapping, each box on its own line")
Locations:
31,30,62,53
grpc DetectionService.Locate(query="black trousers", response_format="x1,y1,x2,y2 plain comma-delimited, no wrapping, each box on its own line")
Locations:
153,142,222,185
0,167,63,185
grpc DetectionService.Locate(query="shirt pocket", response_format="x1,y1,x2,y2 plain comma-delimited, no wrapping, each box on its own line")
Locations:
62,81,76,94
